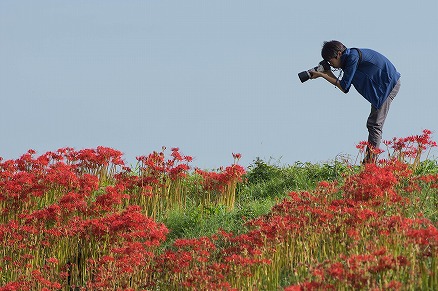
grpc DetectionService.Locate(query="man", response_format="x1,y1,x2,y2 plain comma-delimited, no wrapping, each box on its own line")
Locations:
311,40,401,163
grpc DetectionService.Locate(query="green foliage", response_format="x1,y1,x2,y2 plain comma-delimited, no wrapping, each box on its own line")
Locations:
245,157,283,184
164,205,204,240
163,157,438,245
163,197,275,245
242,158,350,200
162,158,353,243
414,159,438,175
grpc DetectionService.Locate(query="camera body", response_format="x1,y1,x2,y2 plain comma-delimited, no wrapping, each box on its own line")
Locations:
298,60,331,83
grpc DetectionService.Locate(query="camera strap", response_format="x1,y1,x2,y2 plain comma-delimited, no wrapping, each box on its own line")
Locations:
351,47,362,67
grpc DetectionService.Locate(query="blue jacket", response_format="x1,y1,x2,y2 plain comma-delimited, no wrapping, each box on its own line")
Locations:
339,48,400,109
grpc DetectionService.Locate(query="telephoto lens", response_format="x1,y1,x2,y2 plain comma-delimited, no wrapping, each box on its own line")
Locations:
298,71,311,83
298,60,331,83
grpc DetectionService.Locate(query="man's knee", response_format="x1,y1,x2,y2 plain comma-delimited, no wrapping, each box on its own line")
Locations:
366,121,382,134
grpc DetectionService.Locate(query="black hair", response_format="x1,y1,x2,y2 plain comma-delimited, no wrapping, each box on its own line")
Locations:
321,40,346,61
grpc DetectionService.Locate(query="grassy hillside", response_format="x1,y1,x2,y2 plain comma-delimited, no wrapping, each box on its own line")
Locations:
0,130,437,290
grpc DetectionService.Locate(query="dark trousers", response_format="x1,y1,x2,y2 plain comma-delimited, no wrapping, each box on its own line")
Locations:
366,79,401,149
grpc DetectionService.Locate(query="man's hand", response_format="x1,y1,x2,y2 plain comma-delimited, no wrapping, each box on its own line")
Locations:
310,70,346,93
310,70,329,79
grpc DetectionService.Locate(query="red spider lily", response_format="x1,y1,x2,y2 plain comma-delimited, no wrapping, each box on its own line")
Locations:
58,192,88,214
44,162,80,189
91,185,129,213
383,129,437,168
79,205,168,242
343,163,399,201
406,225,438,248
285,282,335,290
411,173,438,194
327,262,344,280
133,147,194,217
356,141,369,152
2,138,438,290
285,247,412,290
72,146,125,169
194,164,245,210
195,164,246,192
77,173,99,195
30,269,62,290
0,281,30,291
136,147,192,181
232,153,241,164
385,280,403,290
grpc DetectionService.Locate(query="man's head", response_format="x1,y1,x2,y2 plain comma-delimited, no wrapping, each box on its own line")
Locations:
321,40,346,68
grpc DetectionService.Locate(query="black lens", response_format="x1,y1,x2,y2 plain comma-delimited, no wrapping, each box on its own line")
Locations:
298,71,310,83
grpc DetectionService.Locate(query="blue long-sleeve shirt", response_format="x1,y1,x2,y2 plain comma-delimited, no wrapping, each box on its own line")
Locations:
339,48,401,109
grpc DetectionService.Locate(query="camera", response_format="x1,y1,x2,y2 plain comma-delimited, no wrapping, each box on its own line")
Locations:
298,60,331,83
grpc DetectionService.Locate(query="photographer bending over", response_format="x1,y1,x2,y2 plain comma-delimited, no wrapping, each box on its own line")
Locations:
311,40,401,163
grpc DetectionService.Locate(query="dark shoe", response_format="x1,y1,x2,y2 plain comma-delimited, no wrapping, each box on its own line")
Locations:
363,147,377,164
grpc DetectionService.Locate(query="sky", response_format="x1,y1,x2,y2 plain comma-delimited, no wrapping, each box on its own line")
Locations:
1,1,437,170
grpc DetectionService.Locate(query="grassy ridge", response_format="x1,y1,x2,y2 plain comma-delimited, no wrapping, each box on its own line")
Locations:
157,156,438,289
164,157,438,243
1,131,437,290
163,157,350,241
159,156,438,290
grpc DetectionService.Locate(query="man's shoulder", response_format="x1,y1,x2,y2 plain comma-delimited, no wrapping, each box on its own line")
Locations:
342,48,361,66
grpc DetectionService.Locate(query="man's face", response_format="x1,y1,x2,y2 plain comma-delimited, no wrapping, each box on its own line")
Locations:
327,51,342,68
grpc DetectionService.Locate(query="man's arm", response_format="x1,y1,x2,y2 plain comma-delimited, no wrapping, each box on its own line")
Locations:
311,70,346,93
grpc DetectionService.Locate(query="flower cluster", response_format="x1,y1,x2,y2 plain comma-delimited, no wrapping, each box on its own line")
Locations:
383,129,437,168
1,131,437,290
0,147,245,290
194,162,246,210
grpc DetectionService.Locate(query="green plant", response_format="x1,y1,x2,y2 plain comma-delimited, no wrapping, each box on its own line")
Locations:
245,157,283,184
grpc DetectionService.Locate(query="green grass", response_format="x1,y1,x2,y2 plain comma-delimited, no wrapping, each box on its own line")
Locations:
160,157,356,243
160,157,438,245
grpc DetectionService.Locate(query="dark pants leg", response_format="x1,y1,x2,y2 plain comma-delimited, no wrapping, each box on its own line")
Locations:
366,79,401,148
364,79,401,163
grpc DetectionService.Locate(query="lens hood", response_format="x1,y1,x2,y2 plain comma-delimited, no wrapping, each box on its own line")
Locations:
298,71,310,83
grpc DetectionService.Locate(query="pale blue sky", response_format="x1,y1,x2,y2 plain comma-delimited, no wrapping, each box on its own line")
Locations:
1,1,437,169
